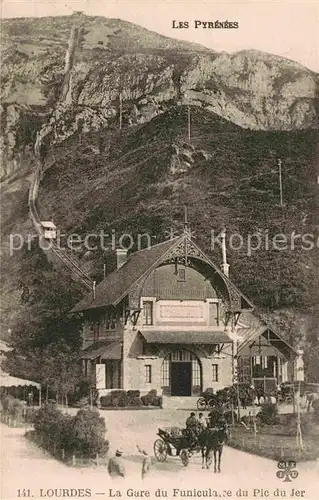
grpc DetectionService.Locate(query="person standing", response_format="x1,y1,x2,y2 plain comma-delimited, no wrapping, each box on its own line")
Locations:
137,445,151,480
198,412,207,429
108,450,125,479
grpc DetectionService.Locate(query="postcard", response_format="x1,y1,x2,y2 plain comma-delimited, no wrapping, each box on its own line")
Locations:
1,1,318,499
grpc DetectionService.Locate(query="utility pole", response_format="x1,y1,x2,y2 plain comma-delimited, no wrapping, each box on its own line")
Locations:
119,93,123,131
187,105,191,141
184,205,189,274
278,158,283,206
296,379,303,452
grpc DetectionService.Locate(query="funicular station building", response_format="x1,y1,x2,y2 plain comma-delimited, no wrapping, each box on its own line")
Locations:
72,233,303,406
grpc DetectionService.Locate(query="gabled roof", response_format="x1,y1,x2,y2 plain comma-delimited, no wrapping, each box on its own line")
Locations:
72,235,253,313
72,237,181,312
238,324,298,357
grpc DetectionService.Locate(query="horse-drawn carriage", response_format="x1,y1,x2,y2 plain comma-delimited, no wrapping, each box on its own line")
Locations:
197,388,222,410
153,423,229,471
153,427,196,466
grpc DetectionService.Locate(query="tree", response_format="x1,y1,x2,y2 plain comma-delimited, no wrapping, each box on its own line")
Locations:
4,243,85,402
10,243,83,352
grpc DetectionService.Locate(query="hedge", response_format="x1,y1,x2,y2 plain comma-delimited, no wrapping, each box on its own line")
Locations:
99,389,161,408
32,405,109,459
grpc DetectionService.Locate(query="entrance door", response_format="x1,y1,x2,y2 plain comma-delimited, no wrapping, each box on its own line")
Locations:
171,362,192,396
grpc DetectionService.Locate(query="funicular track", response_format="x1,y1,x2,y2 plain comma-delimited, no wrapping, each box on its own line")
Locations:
28,160,93,291
27,18,94,293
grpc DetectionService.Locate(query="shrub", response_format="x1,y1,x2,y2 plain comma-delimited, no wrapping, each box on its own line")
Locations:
257,402,278,425
99,395,112,408
68,409,108,458
141,389,161,407
31,406,109,459
110,390,128,407
33,405,72,449
127,390,142,406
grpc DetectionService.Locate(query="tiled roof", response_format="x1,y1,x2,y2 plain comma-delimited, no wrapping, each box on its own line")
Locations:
72,234,253,313
72,237,180,312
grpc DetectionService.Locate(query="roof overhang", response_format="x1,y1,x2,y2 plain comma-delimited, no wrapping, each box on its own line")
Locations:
139,330,232,345
0,373,41,389
81,341,122,360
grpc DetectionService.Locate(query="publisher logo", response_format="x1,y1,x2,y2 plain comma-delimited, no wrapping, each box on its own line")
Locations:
276,460,299,482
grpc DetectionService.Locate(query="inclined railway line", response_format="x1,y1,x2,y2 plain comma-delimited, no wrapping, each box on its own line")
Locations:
28,160,93,291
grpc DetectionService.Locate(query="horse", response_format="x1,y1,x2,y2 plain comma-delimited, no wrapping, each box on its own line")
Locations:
199,421,228,472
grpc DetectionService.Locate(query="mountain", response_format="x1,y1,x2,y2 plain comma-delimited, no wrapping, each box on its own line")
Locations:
1,14,318,177
0,14,318,363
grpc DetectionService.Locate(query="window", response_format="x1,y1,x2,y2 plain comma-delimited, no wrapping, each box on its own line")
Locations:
178,268,186,281
145,365,152,383
212,364,219,382
209,303,219,326
161,358,169,387
192,357,201,387
143,301,153,325
104,311,116,330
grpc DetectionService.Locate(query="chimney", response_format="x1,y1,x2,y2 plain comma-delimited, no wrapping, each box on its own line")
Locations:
220,228,229,278
116,248,128,269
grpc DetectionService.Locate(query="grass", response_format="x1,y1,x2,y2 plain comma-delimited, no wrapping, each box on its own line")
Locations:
228,424,319,461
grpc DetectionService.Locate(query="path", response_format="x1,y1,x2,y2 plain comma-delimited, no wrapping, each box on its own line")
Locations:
1,409,318,500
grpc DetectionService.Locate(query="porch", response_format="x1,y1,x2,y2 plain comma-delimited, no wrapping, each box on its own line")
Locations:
237,325,301,390
81,340,123,390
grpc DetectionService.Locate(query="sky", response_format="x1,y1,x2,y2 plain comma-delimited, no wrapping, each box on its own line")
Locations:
1,0,319,72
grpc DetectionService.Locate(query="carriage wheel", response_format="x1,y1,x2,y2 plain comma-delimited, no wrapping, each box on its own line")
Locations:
180,448,189,467
197,397,207,411
208,398,216,409
154,439,168,462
